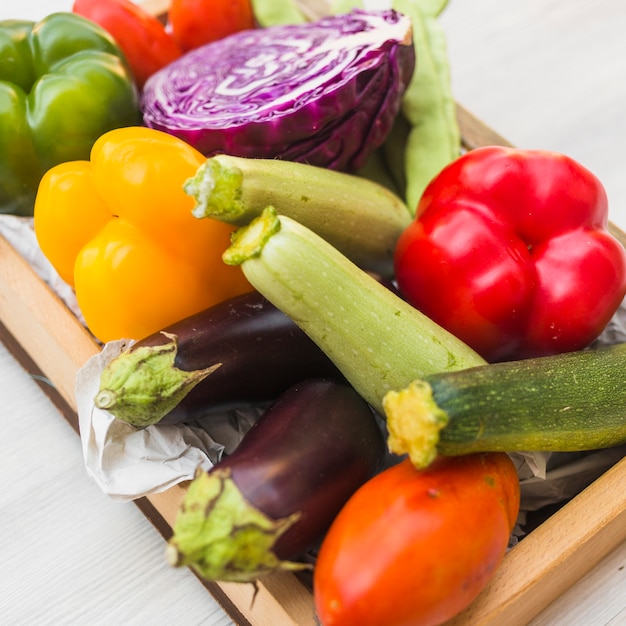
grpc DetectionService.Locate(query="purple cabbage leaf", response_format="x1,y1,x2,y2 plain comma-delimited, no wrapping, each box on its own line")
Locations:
140,9,415,171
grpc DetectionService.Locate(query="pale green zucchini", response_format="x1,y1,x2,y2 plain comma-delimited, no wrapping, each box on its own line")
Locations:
221,206,486,417
221,206,626,469
185,154,412,276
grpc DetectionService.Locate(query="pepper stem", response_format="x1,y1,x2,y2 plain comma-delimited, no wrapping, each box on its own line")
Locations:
166,468,310,582
383,380,450,468
94,332,221,427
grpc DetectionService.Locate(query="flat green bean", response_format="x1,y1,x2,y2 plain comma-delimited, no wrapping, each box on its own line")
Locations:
250,0,308,26
391,0,460,212
251,0,461,214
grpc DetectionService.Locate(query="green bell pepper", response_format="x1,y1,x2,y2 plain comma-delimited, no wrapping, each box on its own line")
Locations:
0,12,141,216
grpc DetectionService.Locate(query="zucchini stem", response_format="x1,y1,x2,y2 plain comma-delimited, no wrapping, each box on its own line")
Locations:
221,206,486,417
186,154,412,276
384,380,450,468
385,343,626,467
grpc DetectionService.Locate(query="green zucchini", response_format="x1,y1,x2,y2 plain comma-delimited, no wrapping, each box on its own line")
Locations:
185,154,412,276
221,207,626,469
221,206,486,419
384,343,626,467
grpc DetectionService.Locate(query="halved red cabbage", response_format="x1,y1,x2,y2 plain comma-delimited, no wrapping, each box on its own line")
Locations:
140,9,415,171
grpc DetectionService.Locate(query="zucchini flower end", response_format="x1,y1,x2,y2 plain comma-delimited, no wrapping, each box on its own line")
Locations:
186,156,246,221
383,380,449,469
167,468,311,582
94,332,221,427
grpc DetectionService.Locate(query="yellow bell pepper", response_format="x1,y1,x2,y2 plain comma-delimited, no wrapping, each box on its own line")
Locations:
34,126,251,343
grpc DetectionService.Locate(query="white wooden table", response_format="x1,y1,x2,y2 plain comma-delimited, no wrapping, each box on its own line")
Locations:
0,1,624,624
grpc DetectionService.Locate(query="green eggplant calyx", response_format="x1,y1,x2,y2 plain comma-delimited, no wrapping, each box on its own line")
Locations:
94,332,221,427
166,468,309,582
384,380,449,469
222,206,282,266
186,156,245,220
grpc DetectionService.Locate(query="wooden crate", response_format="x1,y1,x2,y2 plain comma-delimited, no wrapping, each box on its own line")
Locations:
1,3,625,624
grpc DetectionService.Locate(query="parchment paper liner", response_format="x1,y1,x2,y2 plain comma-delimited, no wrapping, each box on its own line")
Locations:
1,214,624,529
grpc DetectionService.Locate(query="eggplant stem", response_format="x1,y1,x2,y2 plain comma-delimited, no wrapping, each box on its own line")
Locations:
167,468,311,583
95,333,221,427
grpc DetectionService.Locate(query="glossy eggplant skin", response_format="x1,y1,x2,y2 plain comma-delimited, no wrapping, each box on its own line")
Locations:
167,378,386,582
220,378,385,559
136,290,345,422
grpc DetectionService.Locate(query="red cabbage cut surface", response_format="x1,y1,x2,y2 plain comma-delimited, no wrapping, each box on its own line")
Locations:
140,9,415,171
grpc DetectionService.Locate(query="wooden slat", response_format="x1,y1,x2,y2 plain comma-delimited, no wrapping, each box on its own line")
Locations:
449,456,626,625
456,104,514,150
139,0,170,20
0,235,98,409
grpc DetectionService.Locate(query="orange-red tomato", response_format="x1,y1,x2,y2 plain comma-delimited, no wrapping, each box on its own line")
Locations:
168,0,256,52
314,453,520,626
73,0,182,88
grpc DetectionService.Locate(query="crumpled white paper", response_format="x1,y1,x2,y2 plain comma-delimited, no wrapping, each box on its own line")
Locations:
0,214,263,501
2,212,625,513
515,299,626,515
520,446,626,511
75,339,264,501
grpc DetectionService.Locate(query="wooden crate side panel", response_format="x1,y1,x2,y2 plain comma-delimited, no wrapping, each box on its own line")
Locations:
139,0,170,20
3,210,626,625
0,236,98,409
456,104,514,150
448,455,626,625
216,574,318,626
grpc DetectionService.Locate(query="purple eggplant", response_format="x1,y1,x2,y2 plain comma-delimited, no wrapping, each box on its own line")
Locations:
166,378,386,582
94,291,344,427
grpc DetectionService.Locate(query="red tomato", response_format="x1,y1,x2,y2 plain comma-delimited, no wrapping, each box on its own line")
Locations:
73,0,182,88
314,453,520,626
168,0,256,52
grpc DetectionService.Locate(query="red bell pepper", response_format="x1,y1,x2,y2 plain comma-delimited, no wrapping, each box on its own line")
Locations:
394,146,626,361
73,0,183,89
